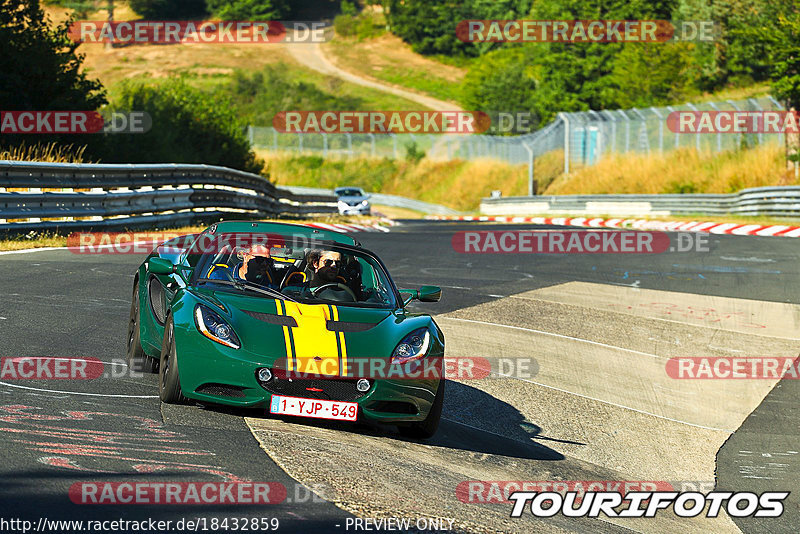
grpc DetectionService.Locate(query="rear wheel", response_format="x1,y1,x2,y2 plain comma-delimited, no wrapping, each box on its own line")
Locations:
399,379,444,439
127,281,158,373
159,318,188,404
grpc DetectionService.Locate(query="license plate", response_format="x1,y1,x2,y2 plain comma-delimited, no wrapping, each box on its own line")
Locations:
269,395,358,421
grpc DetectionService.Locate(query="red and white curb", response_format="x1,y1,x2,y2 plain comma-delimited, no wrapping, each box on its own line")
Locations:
426,215,800,238
305,219,394,233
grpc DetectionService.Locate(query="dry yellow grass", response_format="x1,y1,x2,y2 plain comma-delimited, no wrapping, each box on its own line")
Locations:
264,152,563,212
0,142,90,163
544,145,790,195
370,204,425,219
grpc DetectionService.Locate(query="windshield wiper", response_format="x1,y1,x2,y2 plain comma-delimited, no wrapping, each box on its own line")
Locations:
196,278,298,302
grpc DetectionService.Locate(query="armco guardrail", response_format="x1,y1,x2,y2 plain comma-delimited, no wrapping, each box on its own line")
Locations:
284,185,460,215
0,161,337,233
481,187,800,219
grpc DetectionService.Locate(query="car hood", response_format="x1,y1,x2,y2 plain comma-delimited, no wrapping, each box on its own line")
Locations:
190,288,425,376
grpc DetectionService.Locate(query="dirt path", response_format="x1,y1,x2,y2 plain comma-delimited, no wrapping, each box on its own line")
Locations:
284,32,462,112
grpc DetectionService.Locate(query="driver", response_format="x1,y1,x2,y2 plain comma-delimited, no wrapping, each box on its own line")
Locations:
307,249,344,288
209,243,276,288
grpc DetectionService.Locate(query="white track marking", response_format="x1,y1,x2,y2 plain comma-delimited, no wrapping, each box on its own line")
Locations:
454,367,735,433
0,247,68,255
440,316,661,359
0,381,158,398
5,356,129,368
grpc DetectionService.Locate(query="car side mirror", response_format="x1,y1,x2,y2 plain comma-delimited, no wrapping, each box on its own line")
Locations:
399,286,442,306
148,257,176,275
418,285,441,302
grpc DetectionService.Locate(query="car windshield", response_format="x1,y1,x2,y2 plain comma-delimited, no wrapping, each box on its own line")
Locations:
336,188,363,197
193,233,397,309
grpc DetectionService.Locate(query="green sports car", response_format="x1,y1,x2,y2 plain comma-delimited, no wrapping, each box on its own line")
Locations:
127,221,445,438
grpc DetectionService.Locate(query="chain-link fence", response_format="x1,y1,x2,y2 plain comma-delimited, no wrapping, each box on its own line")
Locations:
249,96,785,174
558,95,785,174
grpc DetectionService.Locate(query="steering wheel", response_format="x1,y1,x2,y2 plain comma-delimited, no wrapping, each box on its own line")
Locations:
311,283,357,302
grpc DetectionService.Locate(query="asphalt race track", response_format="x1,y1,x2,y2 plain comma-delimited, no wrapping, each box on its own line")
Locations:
0,220,798,533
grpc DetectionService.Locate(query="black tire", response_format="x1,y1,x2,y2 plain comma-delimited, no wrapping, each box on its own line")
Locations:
399,379,444,439
159,317,188,404
127,281,158,373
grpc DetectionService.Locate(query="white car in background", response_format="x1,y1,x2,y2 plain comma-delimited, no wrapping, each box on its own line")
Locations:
335,187,371,216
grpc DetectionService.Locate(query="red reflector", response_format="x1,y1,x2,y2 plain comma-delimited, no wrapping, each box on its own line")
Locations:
306,387,324,392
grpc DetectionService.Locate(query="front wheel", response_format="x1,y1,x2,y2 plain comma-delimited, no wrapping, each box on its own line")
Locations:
159,318,188,404
399,379,444,439
127,281,158,373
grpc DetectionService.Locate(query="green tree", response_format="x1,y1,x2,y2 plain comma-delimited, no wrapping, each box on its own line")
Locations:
205,0,290,20
732,4,800,169
605,43,698,108
0,0,106,147
460,0,689,126
225,63,362,125
385,0,533,57
106,79,263,174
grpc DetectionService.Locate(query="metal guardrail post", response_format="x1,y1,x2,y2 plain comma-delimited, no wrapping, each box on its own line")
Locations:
767,96,785,148
649,107,664,153
631,108,649,154
708,102,722,152
686,103,701,151
666,106,678,149
602,110,617,154
558,113,570,175
522,141,535,196
727,100,743,149
618,110,630,153
749,98,764,145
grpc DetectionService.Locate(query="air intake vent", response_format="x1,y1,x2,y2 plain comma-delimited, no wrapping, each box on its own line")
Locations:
196,383,246,398
243,310,297,327
326,321,377,332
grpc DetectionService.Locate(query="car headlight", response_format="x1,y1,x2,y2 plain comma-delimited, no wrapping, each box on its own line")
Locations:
338,200,348,208
194,305,240,349
390,328,430,364
359,200,369,207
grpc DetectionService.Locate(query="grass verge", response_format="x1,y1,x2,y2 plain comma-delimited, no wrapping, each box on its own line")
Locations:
324,33,467,105
543,144,793,195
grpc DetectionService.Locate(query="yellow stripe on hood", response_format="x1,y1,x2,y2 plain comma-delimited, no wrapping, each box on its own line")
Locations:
281,302,344,377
